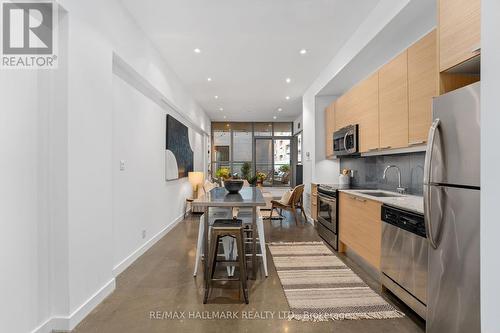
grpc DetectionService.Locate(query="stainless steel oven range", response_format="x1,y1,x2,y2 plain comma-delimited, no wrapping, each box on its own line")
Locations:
316,185,339,250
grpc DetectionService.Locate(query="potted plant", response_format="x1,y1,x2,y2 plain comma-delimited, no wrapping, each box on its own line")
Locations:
241,162,251,180
247,175,258,187
256,171,267,186
215,167,230,185
278,164,290,173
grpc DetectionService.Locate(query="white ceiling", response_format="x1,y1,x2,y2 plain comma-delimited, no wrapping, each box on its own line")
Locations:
120,0,382,122
318,0,436,97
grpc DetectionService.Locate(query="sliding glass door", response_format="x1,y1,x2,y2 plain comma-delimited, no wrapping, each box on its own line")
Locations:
211,122,293,187
255,138,274,186
273,139,291,186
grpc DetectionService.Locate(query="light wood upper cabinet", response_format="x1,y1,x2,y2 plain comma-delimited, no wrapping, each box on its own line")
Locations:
439,0,481,72
325,103,335,158
334,94,349,131
379,51,409,150
354,72,379,152
339,192,382,270
408,29,438,145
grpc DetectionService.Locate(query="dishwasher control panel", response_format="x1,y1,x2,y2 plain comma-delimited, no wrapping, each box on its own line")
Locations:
381,205,426,238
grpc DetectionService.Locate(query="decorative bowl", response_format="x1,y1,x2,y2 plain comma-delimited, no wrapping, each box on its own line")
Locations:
224,179,244,194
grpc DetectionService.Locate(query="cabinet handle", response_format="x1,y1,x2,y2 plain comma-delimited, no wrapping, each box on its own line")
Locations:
380,145,392,150
409,140,426,146
348,195,366,203
368,147,379,151
471,46,481,54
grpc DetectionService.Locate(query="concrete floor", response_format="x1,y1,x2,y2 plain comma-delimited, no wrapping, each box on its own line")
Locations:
73,211,425,333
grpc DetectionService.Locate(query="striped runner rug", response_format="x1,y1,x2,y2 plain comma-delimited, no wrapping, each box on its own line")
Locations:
268,241,405,321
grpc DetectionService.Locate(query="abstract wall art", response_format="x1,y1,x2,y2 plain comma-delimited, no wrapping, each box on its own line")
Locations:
165,114,194,180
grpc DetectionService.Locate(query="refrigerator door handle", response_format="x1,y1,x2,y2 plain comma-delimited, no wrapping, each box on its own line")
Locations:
424,119,440,249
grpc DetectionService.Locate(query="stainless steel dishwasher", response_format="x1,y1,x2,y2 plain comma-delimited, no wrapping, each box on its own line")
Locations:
381,204,427,319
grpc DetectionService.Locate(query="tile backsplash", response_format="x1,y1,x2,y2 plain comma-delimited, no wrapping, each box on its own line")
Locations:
339,152,426,196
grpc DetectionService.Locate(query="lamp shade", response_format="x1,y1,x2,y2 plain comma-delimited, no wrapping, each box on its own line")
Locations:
188,172,204,187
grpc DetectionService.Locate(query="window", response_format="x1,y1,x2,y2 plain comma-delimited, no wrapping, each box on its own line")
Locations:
211,121,293,186
273,122,292,136
254,123,272,136
297,132,302,163
232,123,252,161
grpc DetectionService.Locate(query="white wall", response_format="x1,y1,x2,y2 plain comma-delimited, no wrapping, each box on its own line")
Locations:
314,95,339,185
59,0,210,328
0,9,70,331
112,74,203,272
0,71,52,333
302,0,412,196
1,0,210,332
302,0,437,198
481,0,500,331
293,115,303,134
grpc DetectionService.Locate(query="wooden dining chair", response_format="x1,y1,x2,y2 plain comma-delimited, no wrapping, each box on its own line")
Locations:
269,184,307,225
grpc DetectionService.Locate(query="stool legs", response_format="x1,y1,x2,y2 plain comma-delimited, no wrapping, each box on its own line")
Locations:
193,215,205,276
204,231,219,304
235,229,249,304
204,227,248,304
256,217,268,277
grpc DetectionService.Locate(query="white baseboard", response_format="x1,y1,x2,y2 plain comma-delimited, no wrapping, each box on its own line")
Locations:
31,214,184,333
112,212,184,277
31,279,115,333
67,278,116,330
30,317,53,333
306,214,315,225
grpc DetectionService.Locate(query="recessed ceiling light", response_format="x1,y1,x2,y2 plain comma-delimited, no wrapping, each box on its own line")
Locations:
273,116,277,120
214,95,219,99
207,77,212,82
285,78,291,83
194,48,201,53
299,49,307,55
277,107,283,112
219,107,224,111
285,96,290,100
223,116,227,119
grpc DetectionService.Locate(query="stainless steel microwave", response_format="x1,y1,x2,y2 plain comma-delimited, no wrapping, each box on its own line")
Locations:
333,124,359,156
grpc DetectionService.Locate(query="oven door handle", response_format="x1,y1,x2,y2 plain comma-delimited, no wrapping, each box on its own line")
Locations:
318,195,336,203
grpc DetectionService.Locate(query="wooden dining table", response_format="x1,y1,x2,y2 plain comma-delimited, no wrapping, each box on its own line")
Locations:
192,187,266,301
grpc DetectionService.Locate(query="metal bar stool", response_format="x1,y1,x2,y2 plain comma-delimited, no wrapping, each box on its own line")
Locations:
204,219,248,304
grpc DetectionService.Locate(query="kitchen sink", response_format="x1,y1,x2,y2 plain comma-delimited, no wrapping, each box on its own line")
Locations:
358,191,403,198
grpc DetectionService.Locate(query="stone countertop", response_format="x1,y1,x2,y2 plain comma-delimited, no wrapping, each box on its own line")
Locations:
193,187,266,207
338,189,424,214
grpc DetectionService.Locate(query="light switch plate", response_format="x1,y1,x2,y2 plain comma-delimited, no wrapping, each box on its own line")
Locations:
120,160,126,171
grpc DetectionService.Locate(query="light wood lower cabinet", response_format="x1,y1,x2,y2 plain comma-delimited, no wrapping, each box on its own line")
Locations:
339,192,382,270
311,184,318,221
379,51,409,150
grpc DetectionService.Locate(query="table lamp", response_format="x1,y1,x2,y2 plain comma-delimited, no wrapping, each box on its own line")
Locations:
188,172,205,198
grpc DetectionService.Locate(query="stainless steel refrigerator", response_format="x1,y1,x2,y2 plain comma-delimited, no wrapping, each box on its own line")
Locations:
424,82,480,333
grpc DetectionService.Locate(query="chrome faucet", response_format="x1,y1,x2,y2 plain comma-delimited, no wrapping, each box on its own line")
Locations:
383,165,407,194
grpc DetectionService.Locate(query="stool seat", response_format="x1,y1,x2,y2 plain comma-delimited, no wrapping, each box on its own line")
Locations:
212,219,242,228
